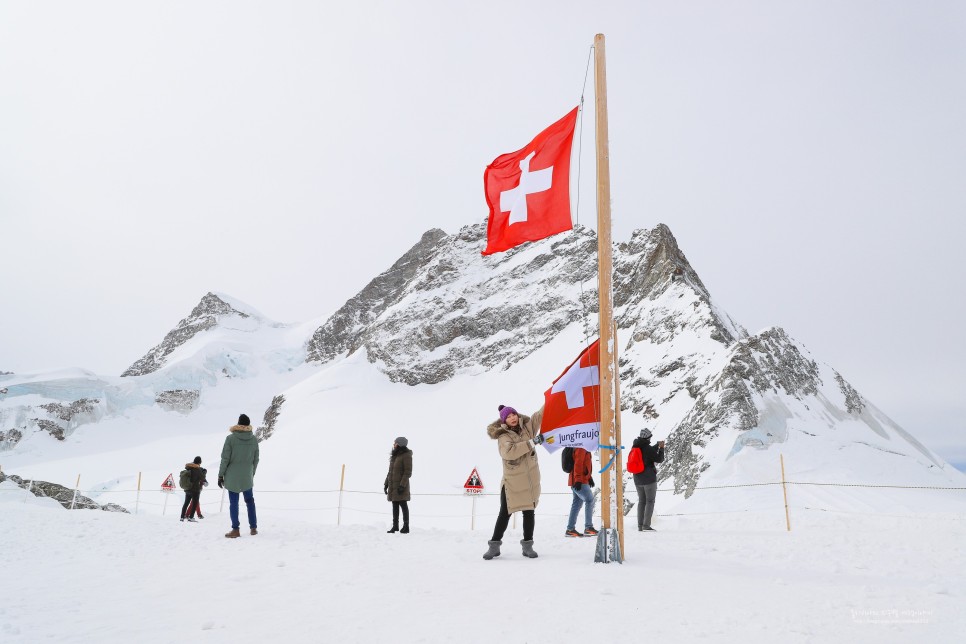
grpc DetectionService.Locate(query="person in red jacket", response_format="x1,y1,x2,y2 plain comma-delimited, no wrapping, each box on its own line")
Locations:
565,447,598,537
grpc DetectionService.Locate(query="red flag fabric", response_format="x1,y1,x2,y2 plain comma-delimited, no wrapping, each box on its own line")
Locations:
482,106,579,255
539,339,601,453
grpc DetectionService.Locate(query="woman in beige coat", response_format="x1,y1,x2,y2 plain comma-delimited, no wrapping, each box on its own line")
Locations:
483,404,544,560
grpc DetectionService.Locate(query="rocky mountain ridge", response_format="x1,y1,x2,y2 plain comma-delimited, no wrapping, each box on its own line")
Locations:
2,223,958,501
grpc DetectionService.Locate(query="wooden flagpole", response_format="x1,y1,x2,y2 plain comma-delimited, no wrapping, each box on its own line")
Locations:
594,33,617,539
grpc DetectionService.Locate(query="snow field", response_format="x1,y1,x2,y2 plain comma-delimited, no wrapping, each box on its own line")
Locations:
2,489,963,644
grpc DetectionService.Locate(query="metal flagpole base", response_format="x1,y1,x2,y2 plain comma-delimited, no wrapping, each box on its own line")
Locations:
593,528,623,564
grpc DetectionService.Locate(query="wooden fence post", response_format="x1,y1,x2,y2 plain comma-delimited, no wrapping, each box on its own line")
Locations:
338,464,345,526
135,472,142,515
781,454,791,532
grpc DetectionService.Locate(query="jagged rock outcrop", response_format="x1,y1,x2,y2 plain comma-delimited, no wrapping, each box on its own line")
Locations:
835,372,865,415
155,390,200,414
306,229,449,366
0,428,23,449
40,398,100,423
0,472,129,512
307,223,738,386
308,224,599,384
661,327,823,496
33,419,66,440
122,293,252,377
254,395,285,443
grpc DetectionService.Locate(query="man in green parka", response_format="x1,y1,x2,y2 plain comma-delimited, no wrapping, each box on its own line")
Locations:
219,413,260,538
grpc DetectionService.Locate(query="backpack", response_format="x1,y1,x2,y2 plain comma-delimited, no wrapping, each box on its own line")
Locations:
561,447,575,473
179,469,191,490
626,447,645,474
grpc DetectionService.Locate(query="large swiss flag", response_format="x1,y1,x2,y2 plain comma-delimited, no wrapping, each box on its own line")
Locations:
482,107,578,255
538,339,601,453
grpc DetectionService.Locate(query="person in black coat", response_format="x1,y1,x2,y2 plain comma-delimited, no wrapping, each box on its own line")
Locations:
384,437,413,534
631,429,665,531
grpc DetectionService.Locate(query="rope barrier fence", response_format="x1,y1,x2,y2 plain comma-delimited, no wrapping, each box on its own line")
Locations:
4,475,964,531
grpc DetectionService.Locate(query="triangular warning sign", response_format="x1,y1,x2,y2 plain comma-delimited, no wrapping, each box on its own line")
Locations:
464,468,484,490
162,473,176,489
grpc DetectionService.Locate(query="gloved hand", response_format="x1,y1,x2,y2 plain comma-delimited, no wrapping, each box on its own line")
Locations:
589,477,595,488
384,485,389,494
573,482,583,490
532,433,545,445
397,485,405,494
217,476,224,489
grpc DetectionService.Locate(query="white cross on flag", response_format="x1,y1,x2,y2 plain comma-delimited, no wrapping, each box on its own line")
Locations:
482,107,578,255
537,339,601,453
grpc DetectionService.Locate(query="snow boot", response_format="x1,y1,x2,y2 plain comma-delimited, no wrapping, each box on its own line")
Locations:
400,524,410,534
186,517,197,523
520,540,538,558
225,529,240,539
387,525,399,533
250,528,258,536
483,540,502,560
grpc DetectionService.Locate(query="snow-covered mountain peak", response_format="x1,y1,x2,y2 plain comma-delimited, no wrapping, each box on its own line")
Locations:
304,222,743,387
121,292,279,377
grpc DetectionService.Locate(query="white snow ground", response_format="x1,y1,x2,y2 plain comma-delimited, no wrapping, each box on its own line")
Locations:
2,486,964,644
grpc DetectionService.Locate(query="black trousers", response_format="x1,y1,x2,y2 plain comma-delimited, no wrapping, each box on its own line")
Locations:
180,490,200,518
392,501,409,527
491,486,534,542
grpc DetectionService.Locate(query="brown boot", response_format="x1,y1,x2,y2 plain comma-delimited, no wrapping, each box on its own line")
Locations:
250,528,258,536
225,528,241,538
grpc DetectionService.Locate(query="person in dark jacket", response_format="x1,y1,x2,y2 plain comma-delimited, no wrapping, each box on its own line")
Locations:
384,437,413,534
565,447,598,537
218,413,260,538
632,428,665,531
180,456,207,522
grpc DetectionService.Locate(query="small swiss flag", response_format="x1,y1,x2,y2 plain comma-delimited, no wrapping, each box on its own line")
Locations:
538,339,601,453
482,107,579,255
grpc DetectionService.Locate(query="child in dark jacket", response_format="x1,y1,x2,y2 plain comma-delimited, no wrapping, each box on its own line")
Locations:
180,456,208,522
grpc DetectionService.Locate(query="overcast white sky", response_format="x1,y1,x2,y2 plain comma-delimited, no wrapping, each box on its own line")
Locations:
2,1,964,464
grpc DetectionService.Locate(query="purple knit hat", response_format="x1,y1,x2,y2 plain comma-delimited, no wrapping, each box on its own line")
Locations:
499,405,518,424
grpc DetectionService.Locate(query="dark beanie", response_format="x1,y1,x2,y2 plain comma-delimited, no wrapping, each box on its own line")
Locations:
193,456,202,465
395,436,408,448
238,414,251,426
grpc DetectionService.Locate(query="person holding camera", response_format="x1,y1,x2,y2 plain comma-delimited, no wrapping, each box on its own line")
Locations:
631,428,665,531
384,437,413,534
483,404,544,560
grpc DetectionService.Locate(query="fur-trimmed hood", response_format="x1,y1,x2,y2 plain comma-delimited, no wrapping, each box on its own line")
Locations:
229,424,253,433
486,415,531,440
185,462,202,469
